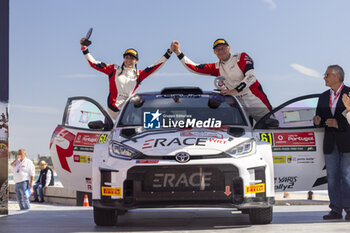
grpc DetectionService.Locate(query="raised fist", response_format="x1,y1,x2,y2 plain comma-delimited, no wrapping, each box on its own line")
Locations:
80,37,91,47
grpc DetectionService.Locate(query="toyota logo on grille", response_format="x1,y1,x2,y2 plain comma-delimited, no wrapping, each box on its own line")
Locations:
175,152,191,163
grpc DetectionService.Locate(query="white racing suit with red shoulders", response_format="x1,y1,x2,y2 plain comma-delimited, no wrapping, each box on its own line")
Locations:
82,46,171,120
177,52,272,121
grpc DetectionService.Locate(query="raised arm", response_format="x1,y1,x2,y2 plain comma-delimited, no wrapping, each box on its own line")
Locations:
80,38,115,76
137,48,173,83
172,41,219,76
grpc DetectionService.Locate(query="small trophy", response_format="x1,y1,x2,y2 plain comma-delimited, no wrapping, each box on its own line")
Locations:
214,76,227,90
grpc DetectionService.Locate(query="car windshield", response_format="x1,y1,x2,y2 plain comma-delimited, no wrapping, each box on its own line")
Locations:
117,93,247,128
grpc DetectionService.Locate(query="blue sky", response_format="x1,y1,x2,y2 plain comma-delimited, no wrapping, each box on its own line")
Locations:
9,0,350,159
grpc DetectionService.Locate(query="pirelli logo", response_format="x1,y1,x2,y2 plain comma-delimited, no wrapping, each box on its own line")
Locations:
245,183,265,194
101,186,122,196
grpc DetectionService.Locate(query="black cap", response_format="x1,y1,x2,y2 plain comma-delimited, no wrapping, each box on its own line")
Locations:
213,39,229,49
123,48,139,60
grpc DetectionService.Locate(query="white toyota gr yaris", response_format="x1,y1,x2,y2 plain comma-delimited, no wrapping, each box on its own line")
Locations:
50,87,275,226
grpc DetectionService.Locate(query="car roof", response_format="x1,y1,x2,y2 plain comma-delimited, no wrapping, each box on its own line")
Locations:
134,87,216,96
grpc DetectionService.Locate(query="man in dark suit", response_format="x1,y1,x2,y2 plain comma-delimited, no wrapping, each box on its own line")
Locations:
314,65,350,220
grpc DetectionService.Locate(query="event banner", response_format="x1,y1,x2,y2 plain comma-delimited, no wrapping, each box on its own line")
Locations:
0,0,9,215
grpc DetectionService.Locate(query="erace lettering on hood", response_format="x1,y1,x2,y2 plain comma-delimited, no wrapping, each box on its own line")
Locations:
151,137,207,147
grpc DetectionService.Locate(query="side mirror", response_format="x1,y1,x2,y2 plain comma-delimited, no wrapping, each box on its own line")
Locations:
88,120,105,130
120,128,137,139
264,118,279,129
227,127,245,137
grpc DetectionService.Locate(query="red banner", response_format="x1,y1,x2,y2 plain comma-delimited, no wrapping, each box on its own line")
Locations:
74,133,100,147
273,132,315,146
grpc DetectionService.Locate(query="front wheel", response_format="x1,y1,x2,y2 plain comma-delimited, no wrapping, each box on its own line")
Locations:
248,207,273,224
93,206,117,226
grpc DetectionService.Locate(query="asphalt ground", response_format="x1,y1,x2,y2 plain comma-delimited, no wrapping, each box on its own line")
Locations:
0,196,349,233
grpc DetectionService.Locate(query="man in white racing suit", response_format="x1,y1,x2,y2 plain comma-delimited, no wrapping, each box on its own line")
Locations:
81,38,173,120
172,39,272,122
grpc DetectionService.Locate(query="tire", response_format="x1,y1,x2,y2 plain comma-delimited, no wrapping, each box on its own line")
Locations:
116,209,127,216
241,209,249,214
93,206,117,226
248,207,273,224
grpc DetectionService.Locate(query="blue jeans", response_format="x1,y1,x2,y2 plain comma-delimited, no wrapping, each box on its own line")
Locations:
33,183,44,200
324,145,350,214
15,180,30,210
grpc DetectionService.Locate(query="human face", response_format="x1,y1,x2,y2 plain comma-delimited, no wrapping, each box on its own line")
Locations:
40,163,47,170
18,149,26,160
214,44,231,61
324,68,341,89
124,55,138,68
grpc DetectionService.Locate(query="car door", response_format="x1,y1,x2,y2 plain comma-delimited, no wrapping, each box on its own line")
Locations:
50,97,113,192
253,94,327,192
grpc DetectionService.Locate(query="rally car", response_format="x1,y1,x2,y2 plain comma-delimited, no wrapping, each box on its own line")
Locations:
50,87,327,226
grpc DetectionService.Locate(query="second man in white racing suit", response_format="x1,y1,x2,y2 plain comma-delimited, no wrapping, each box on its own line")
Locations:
172,39,272,122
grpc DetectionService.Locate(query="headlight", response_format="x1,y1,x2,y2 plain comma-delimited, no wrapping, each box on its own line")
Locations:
226,139,255,157
108,141,141,160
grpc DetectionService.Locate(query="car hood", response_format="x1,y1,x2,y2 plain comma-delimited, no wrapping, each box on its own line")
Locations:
112,127,253,156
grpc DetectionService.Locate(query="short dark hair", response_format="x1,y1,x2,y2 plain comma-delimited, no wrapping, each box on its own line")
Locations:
328,65,344,82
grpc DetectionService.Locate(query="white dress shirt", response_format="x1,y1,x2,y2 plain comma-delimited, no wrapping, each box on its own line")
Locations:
12,158,35,183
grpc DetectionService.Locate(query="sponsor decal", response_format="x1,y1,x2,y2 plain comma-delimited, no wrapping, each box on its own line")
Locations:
142,139,154,149
143,109,222,129
136,160,159,164
180,131,223,139
143,137,207,148
85,177,92,191
272,146,316,152
98,134,108,144
152,172,212,188
284,155,315,164
155,94,202,99
101,186,122,196
208,138,227,144
245,183,265,194
54,127,75,173
275,176,298,191
162,118,221,129
273,132,315,146
259,133,273,146
143,110,162,129
273,156,286,164
73,146,94,152
73,155,91,164
295,155,315,164
73,155,79,162
74,132,100,147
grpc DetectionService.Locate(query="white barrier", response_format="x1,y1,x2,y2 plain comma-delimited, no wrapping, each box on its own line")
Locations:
9,184,76,205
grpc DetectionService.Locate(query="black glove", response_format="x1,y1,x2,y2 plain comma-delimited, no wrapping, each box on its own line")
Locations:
80,37,92,46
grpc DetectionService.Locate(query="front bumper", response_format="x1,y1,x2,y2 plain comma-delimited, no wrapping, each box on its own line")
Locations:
94,164,274,210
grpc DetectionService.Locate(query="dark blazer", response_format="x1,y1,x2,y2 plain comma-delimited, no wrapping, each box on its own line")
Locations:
316,85,350,154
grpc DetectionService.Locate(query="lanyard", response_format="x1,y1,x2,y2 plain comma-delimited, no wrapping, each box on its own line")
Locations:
16,159,24,173
329,83,344,109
